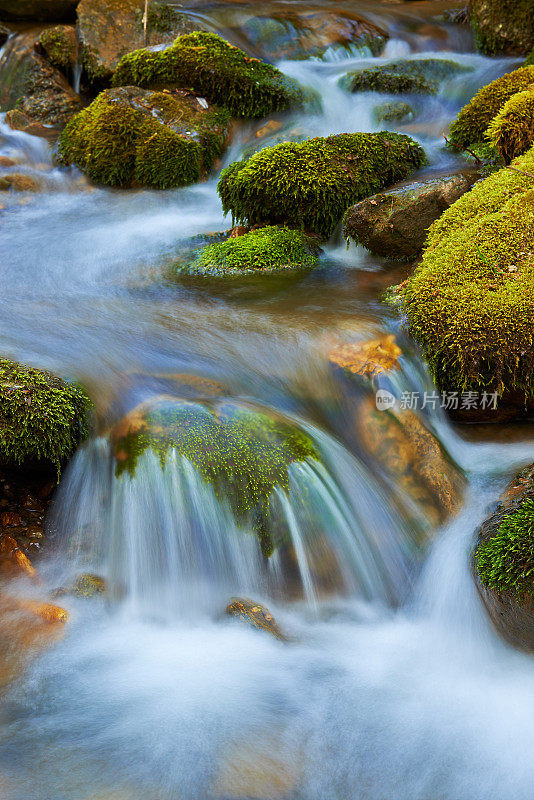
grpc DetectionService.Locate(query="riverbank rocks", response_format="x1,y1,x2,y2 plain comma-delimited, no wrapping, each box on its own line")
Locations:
38,25,77,72
474,464,534,650
340,58,472,95
486,89,534,163
448,64,534,152
218,133,426,241
184,227,320,279
111,395,320,557
0,0,77,20
76,0,195,84
469,0,534,54
112,31,303,119
0,31,83,130
343,172,477,260
398,145,534,420
58,87,230,189
0,357,91,471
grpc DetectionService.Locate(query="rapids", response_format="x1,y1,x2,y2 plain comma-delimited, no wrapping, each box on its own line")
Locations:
1,2,533,799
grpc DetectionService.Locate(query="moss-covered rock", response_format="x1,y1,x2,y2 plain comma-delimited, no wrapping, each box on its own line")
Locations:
217,133,426,241
58,86,230,189
399,146,534,416
183,226,319,278
448,64,534,151
343,172,477,260
38,25,77,72
0,358,91,471
474,464,534,650
373,101,414,124
112,31,303,119
469,0,534,55
486,89,534,163
339,58,472,95
112,396,320,557
76,0,195,85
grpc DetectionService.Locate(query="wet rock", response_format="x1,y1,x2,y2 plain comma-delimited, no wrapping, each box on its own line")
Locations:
469,0,534,54
0,0,77,20
0,534,36,578
0,156,16,167
4,108,59,140
52,573,106,598
0,31,83,130
343,172,477,260
474,464,534,650
328,334,402,379
340,58,473,95
0,173,41,192
0,23,10,46
226,597,287,641
76,0,195,84
373,101,414,124
58,86,231,189
38,24,77,72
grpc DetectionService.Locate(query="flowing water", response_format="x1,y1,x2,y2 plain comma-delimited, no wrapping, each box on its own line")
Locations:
1,2,534,798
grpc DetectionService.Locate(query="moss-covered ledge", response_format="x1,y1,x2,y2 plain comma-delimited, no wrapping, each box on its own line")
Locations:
0,358,91,472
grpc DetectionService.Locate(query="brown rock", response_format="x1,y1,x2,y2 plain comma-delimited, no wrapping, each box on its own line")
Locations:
0,173,41,192
0,534,36,577
328,334,402,379
0,156,16,167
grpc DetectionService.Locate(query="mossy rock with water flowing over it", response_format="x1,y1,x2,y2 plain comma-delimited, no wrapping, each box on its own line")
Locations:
183,226,320,278
58,86,230,189
217,133,426,241
0,358,91,472
485,89,534,163
475,464,534,651
398,145,534,419
447,65,534,152
469,0,534,55
112,31,304,119
373,101,414,124
339,58,472,95
112,396,320,557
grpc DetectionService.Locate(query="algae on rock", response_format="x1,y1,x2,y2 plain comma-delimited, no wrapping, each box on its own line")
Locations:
339,58,472,95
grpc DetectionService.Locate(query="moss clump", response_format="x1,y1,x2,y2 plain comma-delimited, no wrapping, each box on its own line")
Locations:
448,65,534,151
470,0,534,55
38,26,76,71
58,87,230,189
0,358,91,471
399,146,534,400
114,397,319,556
373,101,413,124
112,31,303,119
339,58,471,94
217,132,426,240
185,226,319,278
476,499,534,595
486,89,534,163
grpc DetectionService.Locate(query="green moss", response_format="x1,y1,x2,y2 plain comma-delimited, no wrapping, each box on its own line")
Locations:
0,358,91,472
185,226,319,277
476,499,534,595
486,89,534,163
112,31,303,119
217,132,426,240
340,58,472,95
470,0,534,55
58,87,230,189
38,26,75,71
114,398,319,556
373,101,413,124
399,146,534,400
448,65,534,151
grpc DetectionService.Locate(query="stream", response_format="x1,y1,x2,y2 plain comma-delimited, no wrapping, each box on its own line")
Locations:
1,2,534,798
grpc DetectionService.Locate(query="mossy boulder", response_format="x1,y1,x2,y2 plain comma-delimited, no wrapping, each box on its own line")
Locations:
0,0,77,20
474,464,534,650
58,86,230,189
38,25,77,72
183,226,320,279
217,132,426,241
112,395,320,557
339,58,472,95
373,101,414,124
76,0,195,84
343,172,477,260
469,0,534,55
112,32,303,119
448,64,534,152
0,358,91,471
399,146,534,418
0,31,82,129
486,89,534,163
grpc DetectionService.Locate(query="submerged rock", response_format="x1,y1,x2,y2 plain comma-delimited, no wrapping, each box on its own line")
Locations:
340,58,472,95
112,31,304,119
218,132,426,240
0,31,82,130
469,0,534,54
475,464,534,650
53,573,106,598
373,101,414,124
0,0,77,20
58,86,230,189
111,395,320,557
329,334,402,379
226,597,287,641
343,172,477,260
0,173,41,192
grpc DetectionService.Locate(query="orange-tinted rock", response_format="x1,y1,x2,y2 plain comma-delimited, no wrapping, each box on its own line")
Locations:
0,534,36,578
329,334,402,379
